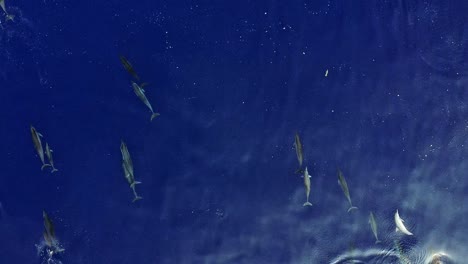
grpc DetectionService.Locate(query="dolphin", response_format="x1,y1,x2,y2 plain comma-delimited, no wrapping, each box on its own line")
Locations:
302,167,313,206
119,55,140,80
293,132,303,173
120,141,143,202
131,81,160,121
369,211,381,244
0,0,14,21
394,209,413,235
30,126,51,170
45,143,58,173
42,210,65,254
337,169,358,212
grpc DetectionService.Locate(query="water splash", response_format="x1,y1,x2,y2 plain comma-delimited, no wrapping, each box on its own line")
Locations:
35,238,65,264
330,247,455,264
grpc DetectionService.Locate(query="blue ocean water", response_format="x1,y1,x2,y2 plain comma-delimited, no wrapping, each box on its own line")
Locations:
0,0,466,263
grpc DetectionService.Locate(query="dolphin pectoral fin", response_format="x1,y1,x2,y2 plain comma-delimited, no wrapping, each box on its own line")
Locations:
132,196,143,202
130,181,142,188
41,164,52,170
150,113,160,121
396,227,399,232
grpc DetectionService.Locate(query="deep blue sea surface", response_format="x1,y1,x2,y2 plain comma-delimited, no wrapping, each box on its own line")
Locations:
0,0,467,263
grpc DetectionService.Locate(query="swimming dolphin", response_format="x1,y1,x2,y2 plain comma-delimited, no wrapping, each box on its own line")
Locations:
119,55,140,80
394,209,413,236
131,81,160,121
42,210,65,254
0,0,14,21
30,126,51,170
302,167,312,206
293,132,303,173
369,211,381,244
120,141,142,202
337,169,358,212
45,143,58,173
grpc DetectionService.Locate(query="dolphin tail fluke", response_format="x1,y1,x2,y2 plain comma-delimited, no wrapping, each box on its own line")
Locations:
5,14,14,22
375,240,381,244
130,185,142,202
347,206,358,213
150,113,160,121
303,201,313,207
41,164,52,170
132,196,143,202
51,168,58,173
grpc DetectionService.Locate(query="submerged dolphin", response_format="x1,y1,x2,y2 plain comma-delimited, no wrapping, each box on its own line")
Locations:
119,55,140,80
30,126,51,170
45,143,58,173
0,0,14,21
293,132,303,173
42,211,65,255
394,209,413,236
120,141,142,202
337,169,358,212
131,81,160,121
369,211,381,244
302,167,312,206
